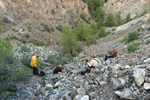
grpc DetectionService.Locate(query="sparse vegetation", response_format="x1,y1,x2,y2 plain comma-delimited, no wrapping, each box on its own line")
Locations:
29,39,47,46
23,33,30,38
127,42,141,53
20,56,31,67
146,40,150,44
20,46,30,52
121,31,139,44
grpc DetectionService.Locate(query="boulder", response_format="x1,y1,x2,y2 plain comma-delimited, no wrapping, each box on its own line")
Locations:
112,77,125,90
115,89,134,100
143,83,150,90
133,68,144,86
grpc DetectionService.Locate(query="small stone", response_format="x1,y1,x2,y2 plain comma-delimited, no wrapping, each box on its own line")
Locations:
79,95,89,100
77,88,86,95
145,77,150,82
143,83,150,90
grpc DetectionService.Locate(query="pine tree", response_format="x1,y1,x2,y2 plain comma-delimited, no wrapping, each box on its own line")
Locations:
61,25,78,56
90,23,98,34
105,13,115,26
115,11,122,25
74,23,86,41
98,26,107,37
126,13,131,22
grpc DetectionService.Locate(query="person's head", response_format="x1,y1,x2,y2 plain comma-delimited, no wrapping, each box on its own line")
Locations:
59,65,63,68
90,55,95,60
112,45,116,50
36,54,40,58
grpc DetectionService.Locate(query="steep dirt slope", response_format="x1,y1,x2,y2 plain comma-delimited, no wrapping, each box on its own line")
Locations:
0,0,90,45
104,0,150,18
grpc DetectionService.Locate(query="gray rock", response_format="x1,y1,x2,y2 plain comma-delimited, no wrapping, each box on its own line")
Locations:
144,77,150,82
89,92,96,99
49,94,58,100
43,84,53,91
99,81,107,86
133,68,144,86
73,95,81,100
112,64,121,77
115,89,134,100
70,87,77,98
54,81,62,87
77,88,86,95
112,77,125,90
102,70,110,81
79,95,89,100
94,75,101,83
144,58,150,63
143,83,150,90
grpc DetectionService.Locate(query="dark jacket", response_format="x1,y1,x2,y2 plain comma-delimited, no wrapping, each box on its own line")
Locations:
109,49,117,58
53,67,63,74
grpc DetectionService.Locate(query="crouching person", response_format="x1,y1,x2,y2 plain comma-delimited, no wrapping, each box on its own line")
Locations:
53,65,65,74
81,55,101,75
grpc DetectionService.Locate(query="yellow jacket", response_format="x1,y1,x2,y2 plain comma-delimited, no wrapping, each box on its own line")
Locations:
31,56,37,68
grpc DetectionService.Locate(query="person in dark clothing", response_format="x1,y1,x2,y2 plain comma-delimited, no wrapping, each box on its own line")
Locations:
105,45,117,61
53,65,65,74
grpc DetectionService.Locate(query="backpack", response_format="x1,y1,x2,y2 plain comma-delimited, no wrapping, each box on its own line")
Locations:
39,71,45,76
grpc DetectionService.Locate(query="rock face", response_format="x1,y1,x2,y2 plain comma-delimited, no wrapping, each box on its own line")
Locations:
104,0,150,18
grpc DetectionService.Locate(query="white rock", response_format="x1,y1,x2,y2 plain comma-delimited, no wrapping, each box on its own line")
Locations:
125,65,130,69
54,81,62,87
144,58,150,63
143,83,150,90
79,95,89,100
77,88,86,95
43,84,53,90
133,68,144,86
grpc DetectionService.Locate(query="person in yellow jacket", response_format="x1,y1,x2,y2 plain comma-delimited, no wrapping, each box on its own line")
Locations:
31,55,39,75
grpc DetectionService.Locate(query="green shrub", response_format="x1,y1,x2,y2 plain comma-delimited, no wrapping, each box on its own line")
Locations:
125,13,132,22
121,34,128,43
80,13,86,21
146,40,150,44
126,31,139,43
20,56,31,67
20,46,30,52
107,50,113,54
39,40,47,46
9,35,18,40
3,17,11,23
23,33,30,38
19,38,27,44
127,62,133,66
127,42,141,53
98,53,106,57
112,28,116,31
56,25,62,31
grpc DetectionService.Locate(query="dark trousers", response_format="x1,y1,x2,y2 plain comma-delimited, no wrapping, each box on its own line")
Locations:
105,55,111,61
33,67,39,75
80,68,91,75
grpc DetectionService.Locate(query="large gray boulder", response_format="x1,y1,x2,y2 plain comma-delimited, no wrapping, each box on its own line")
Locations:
112,77,125,90
133,68,144,86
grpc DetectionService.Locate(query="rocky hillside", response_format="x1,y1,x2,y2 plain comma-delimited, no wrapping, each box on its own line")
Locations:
104,0,150,18
9,14,150,100
0,0,90,45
